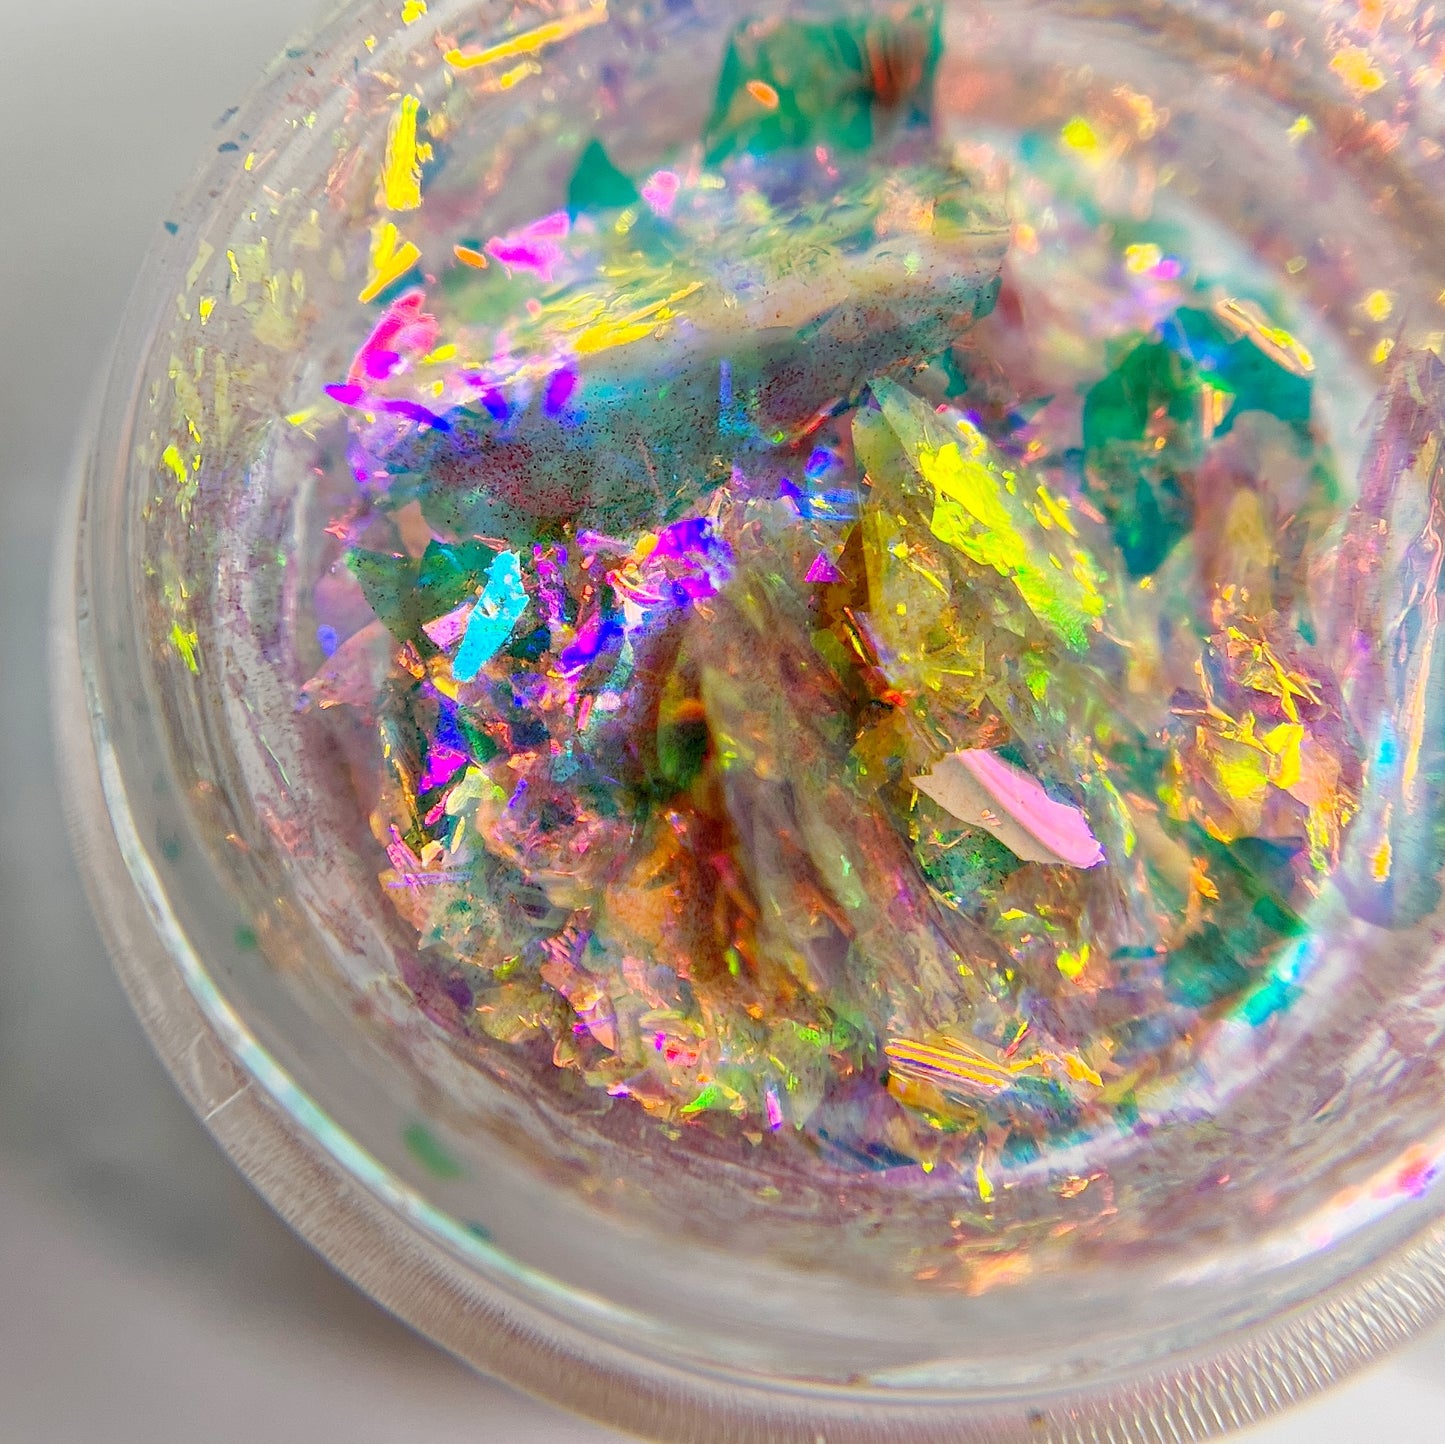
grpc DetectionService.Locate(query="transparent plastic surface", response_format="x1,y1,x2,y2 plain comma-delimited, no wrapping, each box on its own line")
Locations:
59,0,1445,1437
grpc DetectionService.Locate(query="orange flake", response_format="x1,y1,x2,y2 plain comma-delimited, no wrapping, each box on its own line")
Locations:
746,79,780,109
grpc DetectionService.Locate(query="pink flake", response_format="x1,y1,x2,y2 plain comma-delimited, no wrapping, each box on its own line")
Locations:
641,169,680,217
486,210,570,281
765,1086,784,1131
346,289,439,388
419,743,468,792
913,749,1105,869
806,553,842,584
422,599,473,650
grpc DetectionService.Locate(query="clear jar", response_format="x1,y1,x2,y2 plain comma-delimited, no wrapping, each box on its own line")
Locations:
56,1,1445,1439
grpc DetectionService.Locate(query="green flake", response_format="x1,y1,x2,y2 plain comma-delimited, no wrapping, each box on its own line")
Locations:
919,828,1023,910
456,710,499,765
347,548,422,640
1082,339,1200,577
1163,833,1304,1008
402,1121,467,1180
1082,338,1200,454
348,539,505,646
657,718,710,792
680,1083,724,1115
566,138,640,216
1082,306,1315,576
417,538,494,611
1162,925,1252,1008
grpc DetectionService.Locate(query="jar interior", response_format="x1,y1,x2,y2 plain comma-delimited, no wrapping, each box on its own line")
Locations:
89,0,1445,1392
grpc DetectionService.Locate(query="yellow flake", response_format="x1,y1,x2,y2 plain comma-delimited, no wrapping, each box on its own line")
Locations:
1124,242,1162,274
885,1035,1040,1092
1226,626,1321,723
570,281,703,354
1215,297,1315,374
445,1,608,69
402,0,427,22
1363,288,1395,322
1287,114,1314,141
161,444,187,488
920,432,1104,649
1060,116,1101,155
1371,834,1394,881
380,94,432,211
1202,383,1231,433
1331,45,1386,95
924,434,1017,536
1263,722,1305,791
976,1161,994,1203
1056,944,1090,980
169,621,200,673
1191,856,1220,901
1213,740,1270,802
496,60,541,90
1056,1051,1103,1087
1033,486,1078,536
1373,337,1396,365
360,220,421,303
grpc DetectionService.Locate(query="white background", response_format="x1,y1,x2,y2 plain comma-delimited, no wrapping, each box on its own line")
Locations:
0,2,1442,1439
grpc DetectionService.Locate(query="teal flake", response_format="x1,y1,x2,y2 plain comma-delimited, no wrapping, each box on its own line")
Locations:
453,551,528,682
